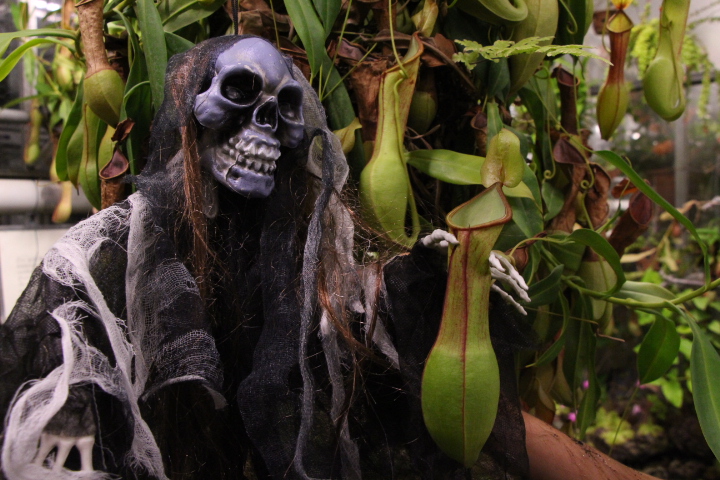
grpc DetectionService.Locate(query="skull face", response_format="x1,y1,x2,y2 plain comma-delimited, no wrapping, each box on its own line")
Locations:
194,37,304,198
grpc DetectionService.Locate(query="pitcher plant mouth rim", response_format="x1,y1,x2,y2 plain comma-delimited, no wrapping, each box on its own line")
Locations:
446,182,512,232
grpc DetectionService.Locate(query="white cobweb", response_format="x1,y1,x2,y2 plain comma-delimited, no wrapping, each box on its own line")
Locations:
1,195,169,480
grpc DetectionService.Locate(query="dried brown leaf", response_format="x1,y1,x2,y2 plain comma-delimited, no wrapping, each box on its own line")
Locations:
349,59,388,142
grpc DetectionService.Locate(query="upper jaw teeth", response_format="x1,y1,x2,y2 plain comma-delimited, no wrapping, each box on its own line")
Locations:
221,135,281,175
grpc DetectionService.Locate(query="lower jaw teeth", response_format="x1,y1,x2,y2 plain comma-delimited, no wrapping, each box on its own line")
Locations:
235,156,274,175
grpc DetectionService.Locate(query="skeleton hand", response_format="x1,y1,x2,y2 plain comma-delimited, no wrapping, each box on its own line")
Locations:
33,387,96,472
33,433,95,472
490,251,530,315
420,229,459,252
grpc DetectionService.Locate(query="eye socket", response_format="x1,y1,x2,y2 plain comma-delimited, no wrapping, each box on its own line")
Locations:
221,70,262,105
278,86,303,121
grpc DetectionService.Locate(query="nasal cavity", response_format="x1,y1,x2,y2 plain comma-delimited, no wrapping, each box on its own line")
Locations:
255,99,278,130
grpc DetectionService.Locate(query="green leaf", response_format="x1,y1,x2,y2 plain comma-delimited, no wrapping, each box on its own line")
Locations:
520,159,541,204
577,259,616,325
638,315,680,384
158,0,225,33
684,310,720,461
567,229,626,294
135,0,167,111
657,374,684,408
165,31,194,56
324,66,363,179
0,28,76,58
519,71,556,172
526,264,564,307
407,149,484,184
577,351,600,437
285,0,327,78
313,0,341,38
486,101,502,142
284,0,359,177
78,105,106,208
485,57,510,100
544,236,584,274
555,0,592,46
507,195,543,240
503,182,534,199
595,150,711,283
0,38,75,82
120,45,153,178
453,37,608,68
55,81,84,182
693,294,712,312
532,293,570,367
613,281,676,304
563,294,598,438
563,292,593,388
541,181,564,221
115,9,140,55
407,149,536,202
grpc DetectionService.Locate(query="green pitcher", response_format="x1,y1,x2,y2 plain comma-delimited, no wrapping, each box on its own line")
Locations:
421,183,512,467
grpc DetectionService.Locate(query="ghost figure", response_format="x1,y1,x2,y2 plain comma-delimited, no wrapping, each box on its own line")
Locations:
0,36,531,480
193,38,304,198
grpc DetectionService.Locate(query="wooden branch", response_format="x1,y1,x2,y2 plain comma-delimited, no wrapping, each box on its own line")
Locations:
523,412,661,480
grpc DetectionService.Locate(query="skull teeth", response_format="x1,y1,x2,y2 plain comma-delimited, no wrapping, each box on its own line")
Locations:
234,154,277,175
234,137,281,162
221,135,281,176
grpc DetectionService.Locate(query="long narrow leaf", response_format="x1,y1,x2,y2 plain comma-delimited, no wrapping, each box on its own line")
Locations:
158,0,225,33
614,281,676,304
577,338,600,437
526,264,564,307
285,0,326,78
165,32,194,56
120,44,153,178
55,81,85,181
638,314,680,384
407,149,485,185
681,308,720,461
532,293,570,367
135,0,167,110
567,228,626,294
0,38,75,82
116,9,141,55
596,150,711,282
313,0,341,38
323,62,365,178
0,28,76,58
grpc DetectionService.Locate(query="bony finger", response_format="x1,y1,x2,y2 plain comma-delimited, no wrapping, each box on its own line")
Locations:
33,433,57,466
76,435,95,472
492,284,527,315
52,436,75,472
430,229,446,240
489,252,505,272
432,229,458,245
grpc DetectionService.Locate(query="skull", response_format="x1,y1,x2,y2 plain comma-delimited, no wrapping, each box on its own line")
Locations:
194,37,304,198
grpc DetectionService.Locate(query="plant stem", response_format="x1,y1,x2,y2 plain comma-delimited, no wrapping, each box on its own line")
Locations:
76,0,110,76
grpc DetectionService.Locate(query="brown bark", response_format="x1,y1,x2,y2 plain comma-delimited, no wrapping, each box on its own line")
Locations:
76,0,110,77
524,412,661,480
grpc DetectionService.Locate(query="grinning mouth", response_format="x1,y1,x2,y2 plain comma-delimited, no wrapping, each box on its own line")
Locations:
221,134,281,175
